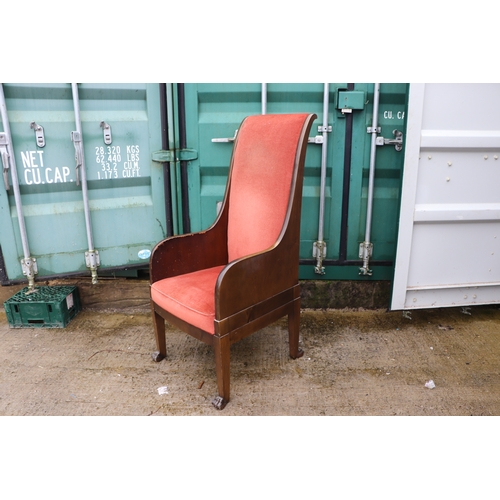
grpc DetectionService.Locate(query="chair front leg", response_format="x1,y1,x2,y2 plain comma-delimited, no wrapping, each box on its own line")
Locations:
212,335,230,410
288,298,304,359
151,302,167,362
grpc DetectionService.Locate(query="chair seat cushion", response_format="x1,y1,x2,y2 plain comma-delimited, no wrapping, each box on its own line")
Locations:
151,266,225,334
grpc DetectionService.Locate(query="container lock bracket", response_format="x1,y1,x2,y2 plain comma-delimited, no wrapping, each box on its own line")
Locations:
313,240,327,275
21,257,38,280
85,250,100,269
0,132,10,191
30,122,45,148
359,241,373,276
152,149,198,162
308,125,332,144
100,121,112,145
308,135,324,144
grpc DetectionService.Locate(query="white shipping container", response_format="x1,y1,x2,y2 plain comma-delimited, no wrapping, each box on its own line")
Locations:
391,83,500,310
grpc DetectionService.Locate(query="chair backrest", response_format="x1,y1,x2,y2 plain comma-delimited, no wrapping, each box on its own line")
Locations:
226,114,310,262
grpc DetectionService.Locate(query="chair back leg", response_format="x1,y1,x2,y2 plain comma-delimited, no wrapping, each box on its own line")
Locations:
212,335,231,410
288,298,304,359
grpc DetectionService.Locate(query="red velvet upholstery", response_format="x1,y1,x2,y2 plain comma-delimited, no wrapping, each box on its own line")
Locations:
227,114,306,261
151,266,225,334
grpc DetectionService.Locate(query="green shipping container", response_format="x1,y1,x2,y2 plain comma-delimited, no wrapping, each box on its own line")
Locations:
176,83,409,281
0,83,165,283
0,83,409,285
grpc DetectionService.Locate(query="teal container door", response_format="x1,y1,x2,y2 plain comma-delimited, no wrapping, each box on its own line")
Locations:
169,83,408,281
0,83,165,282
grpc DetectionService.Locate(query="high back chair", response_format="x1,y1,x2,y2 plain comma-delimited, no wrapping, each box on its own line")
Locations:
149,113,316,409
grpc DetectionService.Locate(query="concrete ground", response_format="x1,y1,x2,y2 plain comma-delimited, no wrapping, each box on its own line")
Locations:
1,278,500,416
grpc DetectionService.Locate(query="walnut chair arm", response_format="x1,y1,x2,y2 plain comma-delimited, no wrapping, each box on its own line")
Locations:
215,239,299,320
150,226,228,284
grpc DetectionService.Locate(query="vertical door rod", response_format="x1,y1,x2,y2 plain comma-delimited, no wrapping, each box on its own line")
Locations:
359,82,380,276
71,83,100,284
261,84,267,115
0,84,38,290
313,83,330,274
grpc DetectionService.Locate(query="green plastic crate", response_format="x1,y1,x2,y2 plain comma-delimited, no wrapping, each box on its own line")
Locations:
3,285,81,328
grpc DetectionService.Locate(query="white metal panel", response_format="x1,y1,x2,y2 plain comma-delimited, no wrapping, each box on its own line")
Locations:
391,83,500,310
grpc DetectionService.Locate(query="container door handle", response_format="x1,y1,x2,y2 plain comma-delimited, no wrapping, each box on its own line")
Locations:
30,121,45,148
100,121,112,145
1,151,9,191
211,129,238,143
71,131,83,186
0,133,10,191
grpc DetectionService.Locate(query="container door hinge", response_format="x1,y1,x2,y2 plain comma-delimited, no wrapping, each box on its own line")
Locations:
100,121,112,145
0,132,10,190
152,149,198,162
30,122,45,148
370,128,404,152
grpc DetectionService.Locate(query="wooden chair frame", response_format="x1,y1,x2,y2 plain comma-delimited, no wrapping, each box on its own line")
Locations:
149,113,316,409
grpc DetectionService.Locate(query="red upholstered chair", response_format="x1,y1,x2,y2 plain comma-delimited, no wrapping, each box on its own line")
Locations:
149,113,316,409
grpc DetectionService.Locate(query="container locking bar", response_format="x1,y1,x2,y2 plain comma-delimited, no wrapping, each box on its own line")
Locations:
360,83,381,276
313,84,332,275
71,83,99,284
0,84,38,290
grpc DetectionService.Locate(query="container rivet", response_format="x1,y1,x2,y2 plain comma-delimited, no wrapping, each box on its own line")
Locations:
447,161,452,166
428,155,432,160
484,155,488,160
473,295,477,299
495,155,498,160
446,177,450,182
